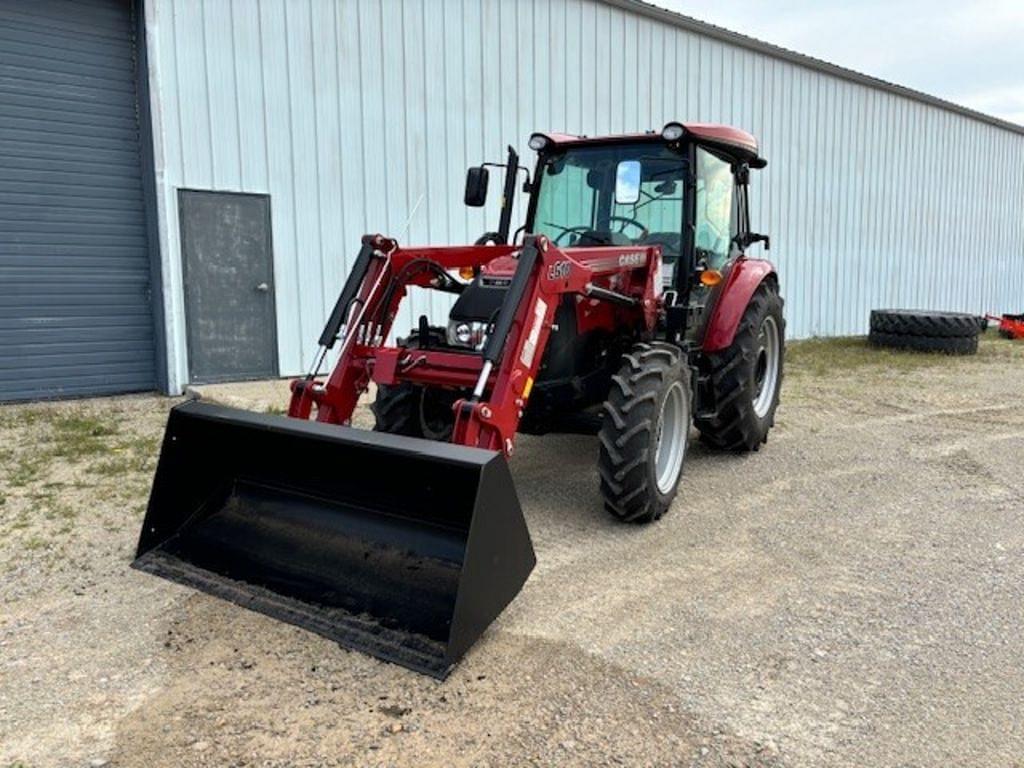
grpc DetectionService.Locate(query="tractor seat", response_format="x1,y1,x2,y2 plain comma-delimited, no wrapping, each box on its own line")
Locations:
641,231,682,264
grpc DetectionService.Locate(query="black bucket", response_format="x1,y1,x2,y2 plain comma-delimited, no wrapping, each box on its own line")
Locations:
132,400,535,678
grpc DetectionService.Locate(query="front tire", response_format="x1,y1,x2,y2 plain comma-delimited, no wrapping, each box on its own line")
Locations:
372,382,457,441
598,342,692,523
371,330,459,441
696,281,785,450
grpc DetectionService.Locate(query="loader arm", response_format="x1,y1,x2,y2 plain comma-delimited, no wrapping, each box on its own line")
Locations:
289,234,661,455
451,236,661,453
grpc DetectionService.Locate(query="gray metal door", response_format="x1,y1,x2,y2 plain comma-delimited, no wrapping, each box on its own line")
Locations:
0,0,155,401
179,190,278,383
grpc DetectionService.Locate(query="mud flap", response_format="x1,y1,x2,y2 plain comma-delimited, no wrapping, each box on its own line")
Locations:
132,401,535,679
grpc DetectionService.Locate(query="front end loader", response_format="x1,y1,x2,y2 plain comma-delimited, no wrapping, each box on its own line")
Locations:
133,122,784,678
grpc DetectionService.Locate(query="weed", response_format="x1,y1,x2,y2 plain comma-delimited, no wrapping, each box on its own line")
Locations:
7,512,30,531
44,412,120,461
24,536,48,551
53,413,118,438
43,503,76,522
8,455,46,487
0,408,41,429
91,456,137,477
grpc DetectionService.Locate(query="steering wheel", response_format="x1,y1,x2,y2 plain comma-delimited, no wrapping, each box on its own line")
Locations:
548,218,649,246
609,215,649,240
551,225,603,246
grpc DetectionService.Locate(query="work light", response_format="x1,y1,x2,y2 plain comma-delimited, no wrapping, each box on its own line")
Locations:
661,122,686,141
528,133,550,151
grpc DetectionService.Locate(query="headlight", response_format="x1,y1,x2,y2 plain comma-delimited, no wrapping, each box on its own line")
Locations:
447,320,488,349
528,133,550,151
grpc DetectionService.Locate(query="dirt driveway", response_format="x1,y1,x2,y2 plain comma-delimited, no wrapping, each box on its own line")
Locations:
2,335,1023,768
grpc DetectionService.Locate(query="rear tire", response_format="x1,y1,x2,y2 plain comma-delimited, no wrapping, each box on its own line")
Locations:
598,342,691,524
696,281,785,451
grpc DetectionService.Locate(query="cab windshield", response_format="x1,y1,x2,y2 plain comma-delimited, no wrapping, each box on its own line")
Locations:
532,143,686,268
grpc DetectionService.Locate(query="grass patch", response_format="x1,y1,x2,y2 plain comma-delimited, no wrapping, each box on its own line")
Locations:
8,455,46,487
5,511,30,531
48,413,120,460
787,336,949,377
52,413,118,438
23,536,49,551
0,408,42,429
91,455,147,476
91,432,160,478
42,502,76,522
787,334,1024,378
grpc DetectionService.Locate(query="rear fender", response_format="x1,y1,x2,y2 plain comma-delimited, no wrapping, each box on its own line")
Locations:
702,258,776,352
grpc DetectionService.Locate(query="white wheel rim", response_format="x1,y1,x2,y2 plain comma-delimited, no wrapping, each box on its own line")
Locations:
654,381,688,494
753,315,780,418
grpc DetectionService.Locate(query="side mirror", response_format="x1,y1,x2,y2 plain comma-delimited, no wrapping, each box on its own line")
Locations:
733,232,771,251
464,166,489,207
615,160,641,205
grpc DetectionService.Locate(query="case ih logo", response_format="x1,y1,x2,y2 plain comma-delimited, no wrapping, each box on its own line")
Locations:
547,260,572,280
618,253,645,267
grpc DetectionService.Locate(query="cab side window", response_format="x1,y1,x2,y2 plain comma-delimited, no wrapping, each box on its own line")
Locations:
694,148,734,270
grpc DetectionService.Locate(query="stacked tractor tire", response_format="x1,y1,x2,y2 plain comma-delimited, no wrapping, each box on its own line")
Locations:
868,309,981,355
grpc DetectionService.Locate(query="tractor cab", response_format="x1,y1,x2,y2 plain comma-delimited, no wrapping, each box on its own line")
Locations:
529,138,687,277
463,123,769,338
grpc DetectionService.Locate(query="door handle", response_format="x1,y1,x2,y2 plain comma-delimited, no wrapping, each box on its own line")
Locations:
255,282,270,293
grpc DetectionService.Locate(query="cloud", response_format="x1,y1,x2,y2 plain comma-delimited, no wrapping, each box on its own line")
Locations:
649,0,1024,125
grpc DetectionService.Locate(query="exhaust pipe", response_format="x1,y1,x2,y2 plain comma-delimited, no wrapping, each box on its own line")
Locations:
132,401,535,678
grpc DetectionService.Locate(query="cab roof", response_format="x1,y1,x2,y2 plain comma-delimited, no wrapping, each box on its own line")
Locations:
539,123,766,168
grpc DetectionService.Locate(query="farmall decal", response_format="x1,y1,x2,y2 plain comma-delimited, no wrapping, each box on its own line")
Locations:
519,298,548,369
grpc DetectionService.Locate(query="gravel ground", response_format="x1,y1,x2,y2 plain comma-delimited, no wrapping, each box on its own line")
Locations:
2,334,1023,767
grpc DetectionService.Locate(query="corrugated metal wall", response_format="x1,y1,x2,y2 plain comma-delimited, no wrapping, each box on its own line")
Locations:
145,0,1024,393
0,0,155,401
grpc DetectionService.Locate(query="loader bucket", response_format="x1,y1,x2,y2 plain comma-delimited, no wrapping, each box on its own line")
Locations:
131,400,535,679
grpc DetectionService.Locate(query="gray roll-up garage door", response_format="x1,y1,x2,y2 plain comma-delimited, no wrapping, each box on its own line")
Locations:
0,0,155,401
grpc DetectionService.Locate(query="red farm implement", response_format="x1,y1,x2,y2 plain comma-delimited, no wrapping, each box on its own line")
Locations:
987,313,1024,340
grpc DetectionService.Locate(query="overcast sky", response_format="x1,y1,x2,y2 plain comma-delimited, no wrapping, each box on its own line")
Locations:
653,0,1024,126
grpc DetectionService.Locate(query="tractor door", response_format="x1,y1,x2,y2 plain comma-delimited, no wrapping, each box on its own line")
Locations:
680,147,738,340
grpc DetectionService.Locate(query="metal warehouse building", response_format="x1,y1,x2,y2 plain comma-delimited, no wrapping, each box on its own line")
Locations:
1,0,1023,401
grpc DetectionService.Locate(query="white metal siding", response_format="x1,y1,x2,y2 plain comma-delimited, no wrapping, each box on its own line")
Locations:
145,0,1024,393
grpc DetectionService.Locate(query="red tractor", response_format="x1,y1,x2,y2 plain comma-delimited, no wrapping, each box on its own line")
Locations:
134,122,784,678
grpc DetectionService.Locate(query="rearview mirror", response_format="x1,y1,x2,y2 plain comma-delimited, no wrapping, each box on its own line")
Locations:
615,160,641,205
464,166,489,207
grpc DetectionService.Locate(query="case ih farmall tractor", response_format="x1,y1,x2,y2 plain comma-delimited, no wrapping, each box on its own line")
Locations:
134,122,783,678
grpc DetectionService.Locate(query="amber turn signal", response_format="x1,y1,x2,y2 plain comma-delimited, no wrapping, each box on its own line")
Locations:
459,265,476,280
699,269,723,287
